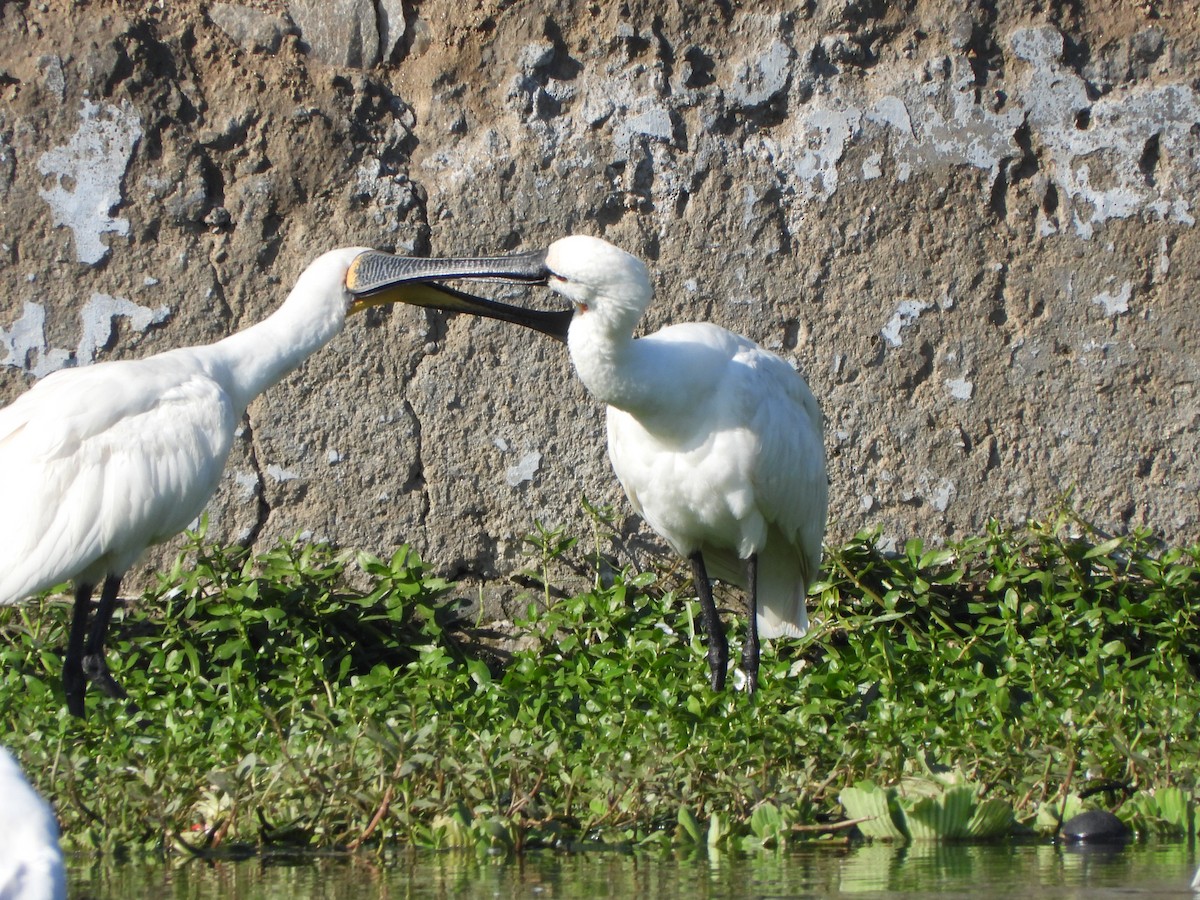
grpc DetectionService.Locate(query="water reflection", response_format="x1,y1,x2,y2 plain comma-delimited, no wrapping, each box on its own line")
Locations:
66,841,1198,898
834,841,1197,896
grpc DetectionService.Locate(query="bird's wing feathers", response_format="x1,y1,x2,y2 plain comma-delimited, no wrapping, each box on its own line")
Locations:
0,359,238,603
727,344,827,638
609,323,827,587
737,343,829,584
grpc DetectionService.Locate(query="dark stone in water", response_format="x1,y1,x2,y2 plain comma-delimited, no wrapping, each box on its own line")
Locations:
1060,809,1130,843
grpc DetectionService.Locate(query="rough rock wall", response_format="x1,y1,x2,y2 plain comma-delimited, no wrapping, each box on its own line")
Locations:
1,1,1197,609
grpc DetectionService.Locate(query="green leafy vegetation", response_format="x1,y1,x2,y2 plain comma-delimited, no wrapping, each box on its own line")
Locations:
0,509,1197,855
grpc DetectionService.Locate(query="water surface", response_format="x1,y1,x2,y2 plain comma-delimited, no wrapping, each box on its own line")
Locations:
67,841,1199,898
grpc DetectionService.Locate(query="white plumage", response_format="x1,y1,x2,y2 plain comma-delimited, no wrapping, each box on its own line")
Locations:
0,247,376,716
0,245,565,718
544,235,828,691
602,323,826,640
0,247,369,593
0,747,67,900
0,355,237,606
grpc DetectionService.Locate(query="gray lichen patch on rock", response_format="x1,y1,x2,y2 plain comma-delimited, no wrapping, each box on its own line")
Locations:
36,100,142,266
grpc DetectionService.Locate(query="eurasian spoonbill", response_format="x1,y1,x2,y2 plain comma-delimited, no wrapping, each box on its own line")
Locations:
358,235,828,693
0,247,561,717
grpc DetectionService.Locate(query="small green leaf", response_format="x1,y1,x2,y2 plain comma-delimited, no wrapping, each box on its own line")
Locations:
676,806,703,844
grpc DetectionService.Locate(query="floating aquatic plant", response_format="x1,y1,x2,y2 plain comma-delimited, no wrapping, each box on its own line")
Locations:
839,768,1014,841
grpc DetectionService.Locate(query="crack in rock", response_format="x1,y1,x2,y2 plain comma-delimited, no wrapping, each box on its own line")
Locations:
239,415,272,549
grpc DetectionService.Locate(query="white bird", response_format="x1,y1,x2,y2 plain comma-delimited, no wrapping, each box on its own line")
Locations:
0,246,560,717
361,235,828,693
0,747,67,900
558,237,826,692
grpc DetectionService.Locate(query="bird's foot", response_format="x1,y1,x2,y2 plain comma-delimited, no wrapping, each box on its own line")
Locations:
740,666,759,695
708,665,727,692
740,640,760,696
82,652,128,700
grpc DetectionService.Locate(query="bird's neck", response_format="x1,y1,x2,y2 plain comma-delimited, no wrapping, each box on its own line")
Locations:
568,315,660,417
209,290,347,414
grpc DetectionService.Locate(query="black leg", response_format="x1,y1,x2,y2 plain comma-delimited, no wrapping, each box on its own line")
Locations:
689,552,728,691
64,581,94,717
741,554,760,695
81,575,128,701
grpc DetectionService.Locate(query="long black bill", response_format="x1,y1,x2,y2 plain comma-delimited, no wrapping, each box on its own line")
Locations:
347,249,572,343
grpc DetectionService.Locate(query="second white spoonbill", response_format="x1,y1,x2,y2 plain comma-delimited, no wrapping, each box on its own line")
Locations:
361,235,828,693
547,236,827,692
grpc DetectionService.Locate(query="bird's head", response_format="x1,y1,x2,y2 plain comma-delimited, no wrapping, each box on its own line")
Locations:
544,236,653,324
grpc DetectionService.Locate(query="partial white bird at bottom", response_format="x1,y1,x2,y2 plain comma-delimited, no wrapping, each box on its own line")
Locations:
0,747,67,900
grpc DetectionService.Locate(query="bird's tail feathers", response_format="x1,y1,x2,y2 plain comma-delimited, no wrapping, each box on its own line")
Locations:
757,588,808,640
700,539,812,639
754,529,817,639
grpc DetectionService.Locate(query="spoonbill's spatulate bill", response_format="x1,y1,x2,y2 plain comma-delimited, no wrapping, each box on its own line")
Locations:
0,747,66,900
365,235,828,693
0,247,568,718
346,249,574,341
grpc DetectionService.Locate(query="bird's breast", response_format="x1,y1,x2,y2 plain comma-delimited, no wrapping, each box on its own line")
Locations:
607,410,766,560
